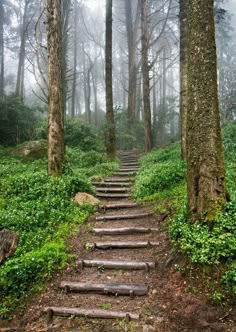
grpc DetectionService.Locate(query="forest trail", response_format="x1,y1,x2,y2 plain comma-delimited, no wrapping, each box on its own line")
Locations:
9,151,236,332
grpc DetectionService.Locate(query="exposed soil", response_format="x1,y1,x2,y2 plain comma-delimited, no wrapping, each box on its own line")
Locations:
1,152,236,332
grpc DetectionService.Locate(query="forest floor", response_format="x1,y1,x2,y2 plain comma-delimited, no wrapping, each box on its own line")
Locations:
2,207,235,331
1,151,236,332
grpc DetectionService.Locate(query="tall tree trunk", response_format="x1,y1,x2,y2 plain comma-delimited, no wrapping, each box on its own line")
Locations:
179,0,188,160
71,2,78,117
187,0,227,222
141,0,153,152
0,0,4,97
105,0,116,159
15,0,30,100
46,0,65,176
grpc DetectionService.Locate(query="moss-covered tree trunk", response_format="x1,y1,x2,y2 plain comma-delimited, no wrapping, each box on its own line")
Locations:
141,0,153,152
179,0,188,160
187,0,227,221
105,0,116,160
46,0,65,176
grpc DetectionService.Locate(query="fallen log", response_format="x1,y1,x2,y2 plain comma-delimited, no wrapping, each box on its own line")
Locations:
93,227,159,235
59,281,148,296
77,259,156,271
86,241,160,250
43,307,140,322
95,212,152,221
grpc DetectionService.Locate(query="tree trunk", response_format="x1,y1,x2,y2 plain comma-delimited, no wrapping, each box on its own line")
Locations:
179,0,188,160
0,0,4,97
187,0,227,222
46,0,65,176
71,2,78,117
105,0,116,160
141,0,153,152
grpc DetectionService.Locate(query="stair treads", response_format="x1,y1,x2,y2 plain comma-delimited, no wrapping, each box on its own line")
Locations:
96,187,130,193
96,212,152,221
59,281,149,296
77,259,156,271
93,227,158,235
96,193,130,198
93,182,131,187
102,202,139,210
105,177,134,182
86,241,160,250
43,307,140,321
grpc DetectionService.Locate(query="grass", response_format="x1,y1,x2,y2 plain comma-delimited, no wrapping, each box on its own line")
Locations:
0,146,118,318
134,124,236,300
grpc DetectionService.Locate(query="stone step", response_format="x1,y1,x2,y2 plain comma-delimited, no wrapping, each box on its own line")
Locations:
59,281,149,296
93,227,159,236
43,307,140,322
86,241,160,250
77,259,156,271
96,193,130,199
95,212,152,221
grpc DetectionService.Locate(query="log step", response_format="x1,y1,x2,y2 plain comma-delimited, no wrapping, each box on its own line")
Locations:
59,281,148,296
77,259,156,271
43,307,140,321
96,193,130,198
96,187,130,193
119,168,139,172
121,163,139,167
93,227,159,235
113,172,136,176
105,177,134,182
93,182,131,187
86,241,160,250
101,202,139,210
96,212,152,221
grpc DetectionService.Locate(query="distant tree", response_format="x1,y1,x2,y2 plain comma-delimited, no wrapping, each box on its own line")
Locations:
141,0,153,152
46,0,65,176
0,0,4,97
105,0,116,159
179,0,188,160
186,0,227,221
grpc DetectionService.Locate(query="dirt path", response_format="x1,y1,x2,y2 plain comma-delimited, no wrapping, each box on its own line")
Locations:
2,151,236,332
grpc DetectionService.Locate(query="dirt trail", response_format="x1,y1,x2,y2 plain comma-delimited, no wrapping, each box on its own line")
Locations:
1,151,236,332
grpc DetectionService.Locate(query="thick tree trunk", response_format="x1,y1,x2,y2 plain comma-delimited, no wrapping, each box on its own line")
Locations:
179,0,188,160
187,0,227,222
71,2,78,117
105,0,116,160
0,0,4,97
141,0,153,152
46,0,65,176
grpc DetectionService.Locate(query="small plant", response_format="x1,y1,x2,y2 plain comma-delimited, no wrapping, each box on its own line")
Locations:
98,303,112,310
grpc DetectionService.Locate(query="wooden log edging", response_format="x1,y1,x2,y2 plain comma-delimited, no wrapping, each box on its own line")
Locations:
101,202,139,210
96,193,130,198
59,281,149,296
93,227,159,235
96,188,130,193
85,241,160,250
93,182,131,187
77,259,156,271
43,307,140,322
95,212,152,221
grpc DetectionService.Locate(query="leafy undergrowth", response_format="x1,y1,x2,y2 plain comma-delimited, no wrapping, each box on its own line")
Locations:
134,124,236,301
0,147,118,318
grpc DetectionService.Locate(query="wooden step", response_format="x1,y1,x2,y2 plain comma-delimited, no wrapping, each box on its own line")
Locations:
93,227,159,236
77,259,156,271
121,163,139,167
96,187,130,193
113,172,136,176
93,182,131,187
43,307,140,322
96,212,152,221
86,241,160,250
119,168,139,172
105,177,134,182
59,281,148,296
101,202,139,210
96,193,130,198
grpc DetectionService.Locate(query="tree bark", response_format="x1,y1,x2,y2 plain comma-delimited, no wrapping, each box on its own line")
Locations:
0,0,4,97
141,0,153,152
105,0,116,160
187,0,227,222
46,0,65,176
71,2,78,117
179,0,188,160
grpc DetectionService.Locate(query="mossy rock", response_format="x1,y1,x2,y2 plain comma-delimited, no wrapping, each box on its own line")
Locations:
10,140,47,159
